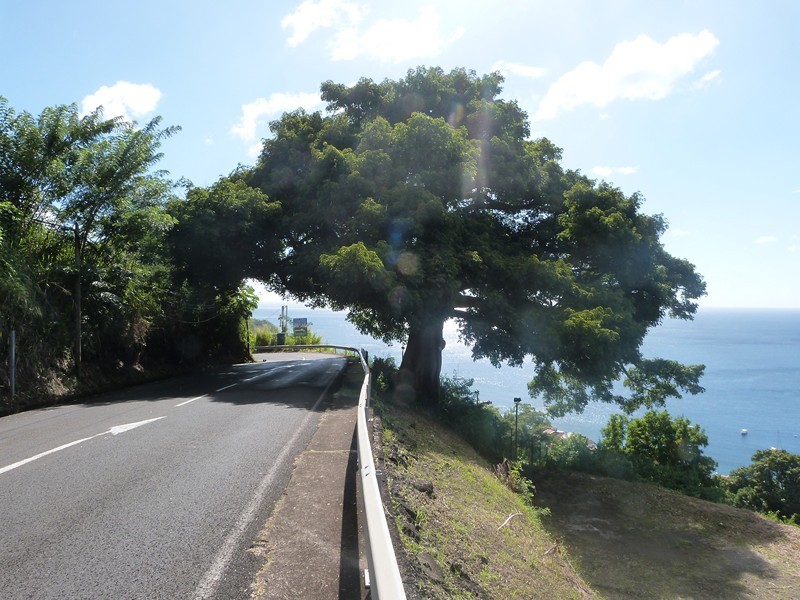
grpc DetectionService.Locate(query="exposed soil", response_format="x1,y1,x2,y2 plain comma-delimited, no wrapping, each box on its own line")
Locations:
532,471,800,599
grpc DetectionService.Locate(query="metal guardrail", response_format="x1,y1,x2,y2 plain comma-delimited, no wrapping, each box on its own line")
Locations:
253,345,406,599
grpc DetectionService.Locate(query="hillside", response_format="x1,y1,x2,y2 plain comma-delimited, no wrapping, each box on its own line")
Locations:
376,401,800,599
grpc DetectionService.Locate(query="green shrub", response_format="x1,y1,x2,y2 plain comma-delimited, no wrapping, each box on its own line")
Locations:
724,449,800,522
546,433,596,472
370,356,398,394
598,410,720,498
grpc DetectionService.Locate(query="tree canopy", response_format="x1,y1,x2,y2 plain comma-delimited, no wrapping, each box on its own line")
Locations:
247,66,706,412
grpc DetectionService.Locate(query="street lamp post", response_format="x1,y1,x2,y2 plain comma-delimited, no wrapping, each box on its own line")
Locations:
513,397,521,458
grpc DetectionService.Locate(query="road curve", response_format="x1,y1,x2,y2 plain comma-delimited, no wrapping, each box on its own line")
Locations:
0,353,347,599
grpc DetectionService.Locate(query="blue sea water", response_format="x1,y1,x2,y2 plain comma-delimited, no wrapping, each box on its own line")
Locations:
253,306,800,474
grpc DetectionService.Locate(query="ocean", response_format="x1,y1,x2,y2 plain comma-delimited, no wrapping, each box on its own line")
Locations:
253,305,800,475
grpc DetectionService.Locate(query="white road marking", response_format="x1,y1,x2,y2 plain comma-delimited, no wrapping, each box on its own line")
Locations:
175,371,272,407
191,373,340,600
175,395,207,407
0,435,101,475
0,416,167,476
109,416,165,435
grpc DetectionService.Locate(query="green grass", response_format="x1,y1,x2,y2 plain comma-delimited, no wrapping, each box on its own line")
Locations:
378,401,595,599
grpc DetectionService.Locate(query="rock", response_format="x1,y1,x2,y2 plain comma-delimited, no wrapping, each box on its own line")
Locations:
418,552,445,582
413,480,435,496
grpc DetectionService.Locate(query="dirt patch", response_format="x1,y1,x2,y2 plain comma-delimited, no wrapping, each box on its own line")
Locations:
533,471,800,599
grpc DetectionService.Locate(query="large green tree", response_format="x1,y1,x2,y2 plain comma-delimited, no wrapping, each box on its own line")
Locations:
247,67,706,411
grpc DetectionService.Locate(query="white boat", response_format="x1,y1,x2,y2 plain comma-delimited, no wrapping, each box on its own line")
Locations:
741,428,748,435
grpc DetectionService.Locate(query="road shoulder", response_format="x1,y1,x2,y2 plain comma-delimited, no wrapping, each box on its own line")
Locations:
248,364,368,599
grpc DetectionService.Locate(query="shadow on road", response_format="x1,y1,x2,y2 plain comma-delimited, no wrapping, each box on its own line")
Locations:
61,354,363,415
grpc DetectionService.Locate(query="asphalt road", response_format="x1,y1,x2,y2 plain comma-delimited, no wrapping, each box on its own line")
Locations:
0,353,349,599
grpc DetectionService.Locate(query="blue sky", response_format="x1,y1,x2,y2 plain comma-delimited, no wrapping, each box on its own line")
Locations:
2,1,798,309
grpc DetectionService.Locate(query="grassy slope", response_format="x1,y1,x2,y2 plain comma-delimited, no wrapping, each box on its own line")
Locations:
377,400,800,599
378,401,594,599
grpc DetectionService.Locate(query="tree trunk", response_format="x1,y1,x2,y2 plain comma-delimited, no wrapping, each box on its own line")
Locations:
398,317,446,406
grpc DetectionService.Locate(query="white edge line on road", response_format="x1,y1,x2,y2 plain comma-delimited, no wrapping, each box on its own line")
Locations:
191,372,341,600
0,416,167,476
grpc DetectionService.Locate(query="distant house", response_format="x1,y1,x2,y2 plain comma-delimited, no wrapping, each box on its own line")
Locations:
541,426,597,450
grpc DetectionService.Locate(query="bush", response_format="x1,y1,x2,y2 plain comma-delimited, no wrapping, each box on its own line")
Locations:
546,433,596,472
598,410,719,498
248,318,323,348
370,356,398,394
724,449,800,522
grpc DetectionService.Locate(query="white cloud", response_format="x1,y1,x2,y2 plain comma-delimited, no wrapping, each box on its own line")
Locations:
331,6,464,63
591,166,613,177
693,69,722,89
533,30,719,121
283,3,462,63
491,60,547,79
230,92,323,142
756,235,778,244
81,81,161,121
281,0,366,47
590,165,638,177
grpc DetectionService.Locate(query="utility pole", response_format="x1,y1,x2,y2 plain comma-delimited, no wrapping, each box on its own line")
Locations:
277,305,289,345
9,328,16,401
513,397,522,458
74,223,82,378
279,305,289,333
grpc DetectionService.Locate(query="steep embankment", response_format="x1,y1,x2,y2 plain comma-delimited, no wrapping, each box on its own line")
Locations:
377,401,800,599
376,401,594,599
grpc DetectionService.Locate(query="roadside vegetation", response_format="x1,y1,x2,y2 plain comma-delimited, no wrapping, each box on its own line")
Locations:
376,356,800,524
0,99,262,415
375,392,594,598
